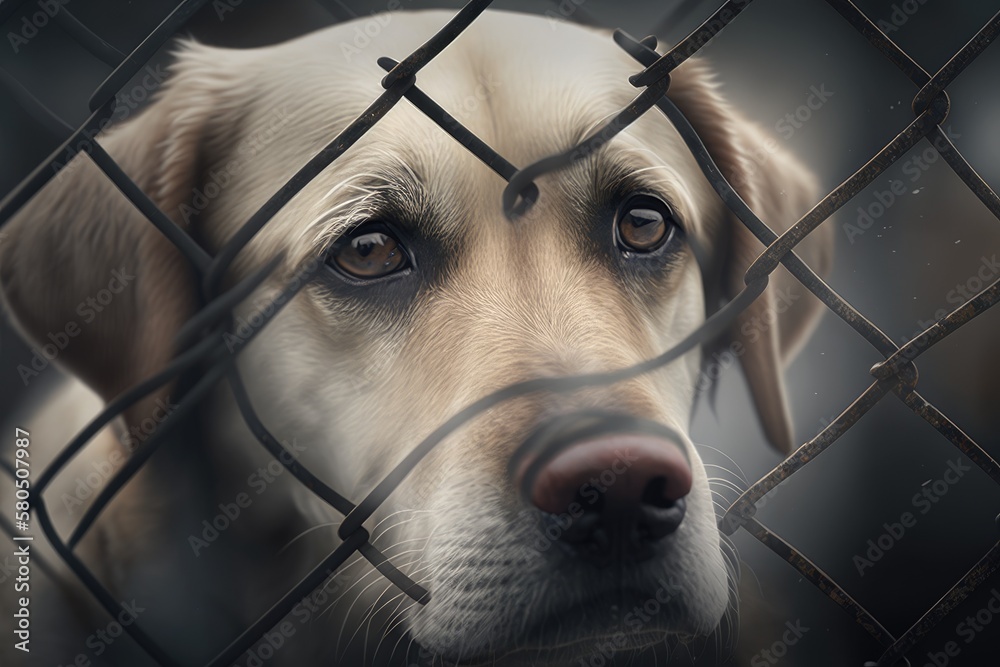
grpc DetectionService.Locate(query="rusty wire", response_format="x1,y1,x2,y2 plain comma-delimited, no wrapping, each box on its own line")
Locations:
1,0,999,665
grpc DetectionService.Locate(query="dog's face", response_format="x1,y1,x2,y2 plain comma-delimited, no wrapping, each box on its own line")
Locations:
0,9,830,666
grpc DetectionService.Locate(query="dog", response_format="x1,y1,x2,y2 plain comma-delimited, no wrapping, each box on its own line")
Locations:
0,9,831,666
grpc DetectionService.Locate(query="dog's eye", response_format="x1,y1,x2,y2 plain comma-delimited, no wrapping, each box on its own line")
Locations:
329,225,409,279
615,195,676,253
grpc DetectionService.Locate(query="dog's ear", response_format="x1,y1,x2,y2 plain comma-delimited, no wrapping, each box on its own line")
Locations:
0,43,230,423
668,59,833,454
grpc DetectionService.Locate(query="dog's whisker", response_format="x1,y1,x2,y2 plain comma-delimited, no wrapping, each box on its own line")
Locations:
696,443,752,483
737,558,769,604
382,581,426,639
403,634,422,667
332,560,421,660
370,519,431,549
368,510,437,549
367,588,422,664
709,490,736,505
709,492,744,510
385,570,438,661
706,477,746,493
711,489,743,506
378,597,422,664
359,586,406,665
328,558,403,643
349,585,393,666
372,536,432,557
702,462,750,484
704,470,749,490
276,521,341,555
381,614,416,666
369,507,434,535
372,547,430,566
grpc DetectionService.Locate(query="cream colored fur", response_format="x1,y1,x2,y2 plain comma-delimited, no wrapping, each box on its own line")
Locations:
0,10,831,666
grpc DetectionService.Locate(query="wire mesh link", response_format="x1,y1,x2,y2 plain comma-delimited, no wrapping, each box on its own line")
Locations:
0,0,999,665
742,516,895,647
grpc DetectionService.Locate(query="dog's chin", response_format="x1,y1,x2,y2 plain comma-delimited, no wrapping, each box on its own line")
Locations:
411,586,718,667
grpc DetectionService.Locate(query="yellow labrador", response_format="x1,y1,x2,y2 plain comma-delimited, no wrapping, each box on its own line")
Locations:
0,9,831,666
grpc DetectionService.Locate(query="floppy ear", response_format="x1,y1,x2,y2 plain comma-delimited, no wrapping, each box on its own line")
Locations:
0,43,229,427
667,59,834,454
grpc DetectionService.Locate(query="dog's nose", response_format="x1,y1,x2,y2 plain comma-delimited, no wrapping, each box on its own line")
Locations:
528,434,692,513
510,412,692,563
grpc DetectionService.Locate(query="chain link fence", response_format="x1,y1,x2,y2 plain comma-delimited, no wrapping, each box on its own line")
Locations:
0,0,999,665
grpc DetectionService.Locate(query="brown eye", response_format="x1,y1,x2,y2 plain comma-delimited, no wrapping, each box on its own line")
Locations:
616,196,675,253
329,225,409,279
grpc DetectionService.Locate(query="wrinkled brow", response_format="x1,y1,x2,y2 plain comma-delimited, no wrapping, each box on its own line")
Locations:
582,144,698,228
296,159,430,257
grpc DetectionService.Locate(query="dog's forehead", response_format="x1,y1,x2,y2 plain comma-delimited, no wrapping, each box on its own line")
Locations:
385,12,683,166
326,11,654,168
256,10,717,260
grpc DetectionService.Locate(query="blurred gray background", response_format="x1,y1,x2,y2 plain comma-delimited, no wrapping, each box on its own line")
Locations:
1,0,999,665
